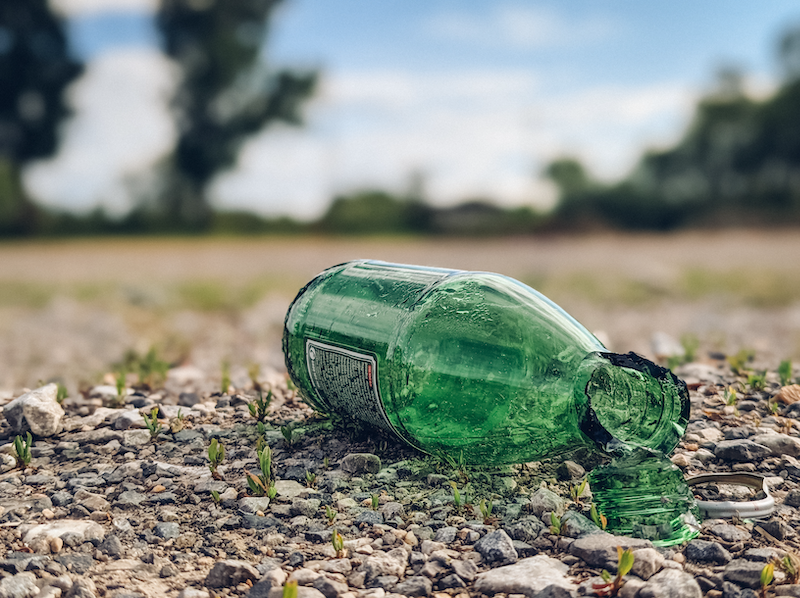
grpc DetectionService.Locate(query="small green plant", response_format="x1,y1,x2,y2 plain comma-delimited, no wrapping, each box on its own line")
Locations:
255,421,267,452
210,489,221,504
592,547,635,597
724,386,738,406
248,390,273,422
220,359,231,394
56,383,68,404
323,456,330,469
778,553,800,584
110,370,127,408
439,449,469,481
779,360,794,386
267,481,277,500
728,348,755,376
170,408,185,434
12,432,33,469
247,445,273,496
281,422,296,446
282,580,298,598
142,406,163,441
549,512,562,535
760,562,774,598
370,494,379,510
681,333,700,363
324,505,337,525
769,401,781,415
590,503,608,531
570,478,588,504
450,481,462,510
138,347,170,389
331,529,345,558
305,470,316,488
248,363,262,392
479,498,494,524
748,370,767,392
208,438,225,479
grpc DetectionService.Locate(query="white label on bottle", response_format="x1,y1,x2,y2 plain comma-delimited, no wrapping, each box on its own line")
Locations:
305,339,397,436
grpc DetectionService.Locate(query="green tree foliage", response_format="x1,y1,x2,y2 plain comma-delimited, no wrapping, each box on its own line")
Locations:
0,0,82,236
317,190,432,234
145,0,316,229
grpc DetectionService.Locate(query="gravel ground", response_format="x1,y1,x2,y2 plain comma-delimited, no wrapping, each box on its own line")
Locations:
2,358,800,598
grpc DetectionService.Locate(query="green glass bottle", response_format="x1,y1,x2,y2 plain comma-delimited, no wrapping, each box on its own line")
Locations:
283,260,690,465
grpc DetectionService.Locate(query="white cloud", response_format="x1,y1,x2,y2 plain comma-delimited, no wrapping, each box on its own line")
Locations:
212,68,698,219
24,48,177,215
425,5,618,49
50,0,157,17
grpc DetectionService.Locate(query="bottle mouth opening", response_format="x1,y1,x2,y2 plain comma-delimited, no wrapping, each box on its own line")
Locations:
580,352,690,454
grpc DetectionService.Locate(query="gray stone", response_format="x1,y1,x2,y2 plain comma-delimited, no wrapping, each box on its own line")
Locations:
354,510,384,526
312,576,349,598
65,578,98,598
560,511,602,538
114,491,147,509
112,410,145,431
273,480,306,498
773,585,800,597
630,548,664,580
535,584,577,598
153,522,180,539
556,460,586,481
0,572,38,598
474,529,518,566
49,491,72,506
504,516,545,543
3,384,65,437
751,433,800,457
439,574,466,589
724,558,767,589
451,559,478,582
381,501,404,520
714,439,772,462
710,523,751,542
291,498,321,518
341,453,381,475
474,555,572,596
239,497,271,513
361,550,407,583
568,533,652,569
529,488,566,517
22,520,105,547
785,489,800,507
393,576,432,597
176,590,210,598
73,489,110,512
193,479,228,495
762,518,793,540
204,559,259,588
721,581,758,598
638,569,702,598
105,462,144,483
433,526,457,543
54,554,95,574
743,547,782,562
685,539,732,564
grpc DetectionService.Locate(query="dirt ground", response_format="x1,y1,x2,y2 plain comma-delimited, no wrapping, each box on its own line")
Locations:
1,229,799,393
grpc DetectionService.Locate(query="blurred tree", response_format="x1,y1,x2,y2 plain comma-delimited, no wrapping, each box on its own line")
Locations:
0,0,82,235
318,190,432,234
146,0,316,229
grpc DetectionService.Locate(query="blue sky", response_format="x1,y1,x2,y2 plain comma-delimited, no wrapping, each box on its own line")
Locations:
26,0,800,218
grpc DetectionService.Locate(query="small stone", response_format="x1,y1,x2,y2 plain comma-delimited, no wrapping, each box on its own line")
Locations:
153,522,180,539
631,548,664,580
556,460,586,481
99,535,123,558
341,453,381,475
709,524,751,543
714,439,772,462
751,433,800,457
313,576,349,598
474,555,571,596
638,569,702,598
0,572,38,598
528,488,566,517
725,559,767,589
685,539,732,565
474,529,518,566
393,576,432,597
569,534,651,569
205,560,259,588
354,510,383,526
3,384,65,436
64,578,98,598
451,559,478,582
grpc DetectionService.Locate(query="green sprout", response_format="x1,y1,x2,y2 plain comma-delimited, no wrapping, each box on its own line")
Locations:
111,370,127,408
142,406,163,441
282,580,298,598
778,553,800,584
728,348,755,376
55,383,68,404
370,494,379,510
549,512,562,535
570,478,588,503
305,470,316,488
324,505,337,525
592,547,635,597
267,481,277,500
779,360,794,386
220,359,231,395
450,481,462,510
248,363,262,392
255,421,267,452
724,386,738,406
138,347,169,389
480,498,495,524
170,408,185,434
760,562,774,598
590,503,608,531
747,370,767,392
323,456,330,469
210,490,221,504
248,390,273,422
208,438,225,479
12,433,33,469
681,333,700,363
331,529,345,557
247,445,273,496
281,422,296,446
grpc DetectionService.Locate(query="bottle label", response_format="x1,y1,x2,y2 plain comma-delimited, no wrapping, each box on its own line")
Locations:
305,339,397,436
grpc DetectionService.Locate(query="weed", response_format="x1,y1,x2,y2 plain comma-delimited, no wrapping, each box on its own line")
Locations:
111,370,127,408
210,490,221,504
248,363,262,392
281,422,297,446
450,481,462,510
324,505,337,525
170,408,185,434
323,456,329,469
12,432,33,469
282,580,298,598
305,470,316,488
56,383,68,404
760,562,774,598
747,370,767,392
255,421,267,452
479,499,495,524
592,547,635,597
778,553,800,584
681,333,700,363
267,481,277,500
769,401,781,416
247,446,273,496
724,386,738,406
549,512,562,535
248,390,272,422
590,503,608,531
728,349,755,376
208,438,225,479
220,360,231,395
371,494,379,510
142,407,163,441
779,360,794,386
331,529,345,558
570,478,588,504
138,347,169,389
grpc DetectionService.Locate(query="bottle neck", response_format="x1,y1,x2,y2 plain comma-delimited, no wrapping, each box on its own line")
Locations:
575,352,690,455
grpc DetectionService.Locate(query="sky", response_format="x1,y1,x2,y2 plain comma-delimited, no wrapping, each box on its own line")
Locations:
24,0,800,219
